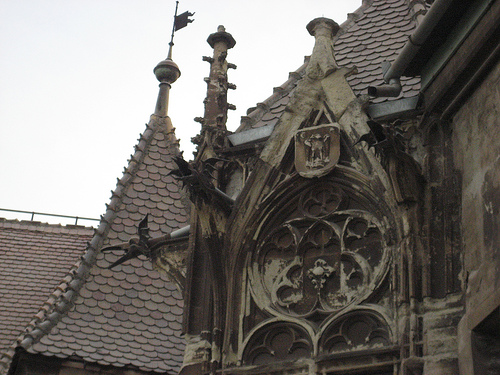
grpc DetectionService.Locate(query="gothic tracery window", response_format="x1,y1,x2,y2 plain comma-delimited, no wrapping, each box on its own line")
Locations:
243,176,395,366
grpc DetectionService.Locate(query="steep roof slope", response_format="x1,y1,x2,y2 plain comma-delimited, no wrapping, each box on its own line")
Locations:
335,0,421,101
21,116,190,374
238,0,422,132
0,220,93,374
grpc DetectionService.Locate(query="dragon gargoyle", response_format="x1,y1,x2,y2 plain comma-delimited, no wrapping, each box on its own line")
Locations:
101,215,151,269
170,155,234,212
102,214,191,270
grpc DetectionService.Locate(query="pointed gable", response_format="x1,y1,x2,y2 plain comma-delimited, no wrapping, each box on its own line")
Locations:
237,0,422,132
216,16,405,373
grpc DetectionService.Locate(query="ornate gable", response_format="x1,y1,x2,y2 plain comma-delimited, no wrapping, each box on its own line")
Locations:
219,18,405,375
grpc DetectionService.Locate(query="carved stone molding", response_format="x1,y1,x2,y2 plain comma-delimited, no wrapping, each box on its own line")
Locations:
295,124,340,178
240,310,393,368
319,310,392,354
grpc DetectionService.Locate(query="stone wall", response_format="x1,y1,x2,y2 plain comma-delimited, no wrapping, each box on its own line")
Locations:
452,60,500,374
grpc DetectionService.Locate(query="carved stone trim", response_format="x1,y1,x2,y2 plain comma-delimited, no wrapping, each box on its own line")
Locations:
319,310,392,355
242,322,313,366
307,258,335,293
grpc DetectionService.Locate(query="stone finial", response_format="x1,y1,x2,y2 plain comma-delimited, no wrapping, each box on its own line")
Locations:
305,17,340,80
200,26,236,132
207,25,236,49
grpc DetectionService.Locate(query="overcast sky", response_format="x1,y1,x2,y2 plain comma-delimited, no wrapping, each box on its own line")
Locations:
0,0,359,225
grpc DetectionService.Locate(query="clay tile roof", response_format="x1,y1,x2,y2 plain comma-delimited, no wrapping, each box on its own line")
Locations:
0,219,93,374
335,0,421,103
239,0,424,131
20,117,190,374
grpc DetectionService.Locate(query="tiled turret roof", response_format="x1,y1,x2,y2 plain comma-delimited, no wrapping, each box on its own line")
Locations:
21,116,190,374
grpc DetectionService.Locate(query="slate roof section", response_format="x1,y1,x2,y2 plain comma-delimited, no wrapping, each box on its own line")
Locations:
0,220,93,375
238,0,425,131
22,116,190,374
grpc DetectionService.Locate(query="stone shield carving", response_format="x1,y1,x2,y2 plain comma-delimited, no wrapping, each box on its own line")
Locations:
295,124,340,178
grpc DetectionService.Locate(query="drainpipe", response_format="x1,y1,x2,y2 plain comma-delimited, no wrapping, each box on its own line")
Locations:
368,0,454,97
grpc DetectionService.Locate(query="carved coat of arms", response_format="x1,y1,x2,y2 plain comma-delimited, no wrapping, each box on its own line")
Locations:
295,124,340,178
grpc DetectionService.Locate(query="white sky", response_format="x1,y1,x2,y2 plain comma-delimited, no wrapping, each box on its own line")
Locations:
0,0,359,225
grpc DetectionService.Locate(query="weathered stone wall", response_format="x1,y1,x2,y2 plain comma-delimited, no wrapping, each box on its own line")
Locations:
452,60,500,374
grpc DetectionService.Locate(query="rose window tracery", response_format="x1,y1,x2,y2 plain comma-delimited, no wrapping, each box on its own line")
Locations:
250,181,390,319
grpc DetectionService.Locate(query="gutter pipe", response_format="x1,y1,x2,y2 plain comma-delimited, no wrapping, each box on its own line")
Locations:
171,224,190,238
368,0,455,97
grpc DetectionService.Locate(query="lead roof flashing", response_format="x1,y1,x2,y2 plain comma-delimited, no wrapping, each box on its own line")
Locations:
367,95,421,120
228,124,275,146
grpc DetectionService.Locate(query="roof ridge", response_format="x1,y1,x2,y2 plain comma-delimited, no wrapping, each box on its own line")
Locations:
337,0,373,36
17,117,180,354
0,218,95,235
237,59,309,131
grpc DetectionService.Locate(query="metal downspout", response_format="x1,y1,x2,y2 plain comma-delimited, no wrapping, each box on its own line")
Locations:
368,0,455,97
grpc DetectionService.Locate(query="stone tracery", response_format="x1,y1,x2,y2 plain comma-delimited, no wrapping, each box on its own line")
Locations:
243,177,394,365
251,180,390,319
242,322,313,366
320,311,392,354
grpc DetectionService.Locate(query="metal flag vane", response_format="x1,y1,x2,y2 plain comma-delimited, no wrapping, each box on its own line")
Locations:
168,1,195,59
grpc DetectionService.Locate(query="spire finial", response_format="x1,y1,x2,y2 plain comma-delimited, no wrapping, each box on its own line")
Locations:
200,26,236,130
152,2,194,117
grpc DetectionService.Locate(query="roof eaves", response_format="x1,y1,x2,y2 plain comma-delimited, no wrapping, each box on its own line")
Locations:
0,219,94,236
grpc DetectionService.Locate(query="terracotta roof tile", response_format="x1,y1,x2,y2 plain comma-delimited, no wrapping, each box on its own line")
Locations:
0,220,93,373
